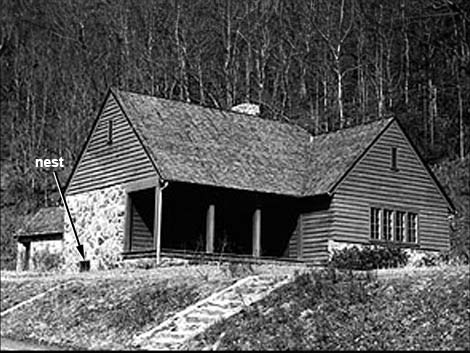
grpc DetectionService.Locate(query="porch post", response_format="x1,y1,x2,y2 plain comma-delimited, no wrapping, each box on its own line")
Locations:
252,208,261,257
16,242,30,272
24,242,31,271
206,204,215,253
16,242,22,272
154,182,162,265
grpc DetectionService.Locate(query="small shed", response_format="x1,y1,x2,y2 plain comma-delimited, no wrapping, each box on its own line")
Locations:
15,207,64,271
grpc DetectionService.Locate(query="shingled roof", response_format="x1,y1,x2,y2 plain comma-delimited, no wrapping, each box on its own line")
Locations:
112,89,393,197
15,207,64,240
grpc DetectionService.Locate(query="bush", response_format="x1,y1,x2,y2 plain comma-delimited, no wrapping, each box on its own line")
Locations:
32,247,64,272
413,250,469,267
329,245,408,270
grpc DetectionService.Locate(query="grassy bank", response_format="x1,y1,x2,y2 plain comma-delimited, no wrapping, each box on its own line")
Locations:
2,265,468,350
1,278,68,311
0,266,236,349
189,265,470,350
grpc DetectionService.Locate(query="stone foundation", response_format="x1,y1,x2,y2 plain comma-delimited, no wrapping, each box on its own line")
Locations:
62,185,126,272
119,257,189,270
328,240,366,256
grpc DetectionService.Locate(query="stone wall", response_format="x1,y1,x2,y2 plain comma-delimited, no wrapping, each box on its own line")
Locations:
63,185,126,272
327,240,366,256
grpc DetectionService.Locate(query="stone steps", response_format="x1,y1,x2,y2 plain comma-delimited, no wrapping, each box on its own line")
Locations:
133,274,293,350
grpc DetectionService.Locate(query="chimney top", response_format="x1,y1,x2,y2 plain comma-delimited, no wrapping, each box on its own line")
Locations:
231,103,260,116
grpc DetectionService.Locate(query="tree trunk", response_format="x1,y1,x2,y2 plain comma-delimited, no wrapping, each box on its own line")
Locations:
245,42,251,102
457,81,464,160
198,50,205,104
224,0,232,108
377,6,384,119
401,0,410,109
336,64,344,128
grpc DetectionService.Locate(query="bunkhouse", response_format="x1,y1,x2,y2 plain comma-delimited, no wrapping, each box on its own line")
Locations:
16,88,455,271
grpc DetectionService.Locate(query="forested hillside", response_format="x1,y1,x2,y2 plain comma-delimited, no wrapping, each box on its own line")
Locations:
1,0,469,269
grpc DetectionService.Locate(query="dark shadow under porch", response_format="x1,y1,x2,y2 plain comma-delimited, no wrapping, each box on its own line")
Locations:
123,182,303,260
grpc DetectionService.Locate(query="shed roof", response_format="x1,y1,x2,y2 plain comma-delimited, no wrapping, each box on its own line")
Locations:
15,207,64,239
113,89,393,197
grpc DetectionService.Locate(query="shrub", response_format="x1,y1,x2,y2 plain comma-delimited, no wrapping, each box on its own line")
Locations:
32,247,64,272
413,250,469,267
329,245,408,270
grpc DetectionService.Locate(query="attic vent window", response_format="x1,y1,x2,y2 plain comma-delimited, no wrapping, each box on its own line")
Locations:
391,147,398,171
107,119,113,145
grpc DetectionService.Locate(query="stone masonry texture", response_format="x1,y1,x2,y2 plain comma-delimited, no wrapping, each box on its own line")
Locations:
63,185,126,272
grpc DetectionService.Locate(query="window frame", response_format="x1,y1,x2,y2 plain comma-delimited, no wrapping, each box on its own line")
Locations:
407,212,419,244
369,205,420,247
382,209,393,241
394,210,406,243
370,207,381,240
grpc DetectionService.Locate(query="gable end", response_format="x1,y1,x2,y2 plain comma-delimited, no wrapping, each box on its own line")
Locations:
66,90,158,195
328,118,394,195
328,118,454,213
65,90,112,194
393,119,455,212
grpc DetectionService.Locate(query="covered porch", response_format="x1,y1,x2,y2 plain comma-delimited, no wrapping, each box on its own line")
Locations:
122,180,302,263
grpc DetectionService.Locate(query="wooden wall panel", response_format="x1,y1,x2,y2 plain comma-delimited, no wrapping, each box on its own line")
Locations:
331,121,450,251
287,219,299,259
67,94,157,195
130,205,154,251
301,209,331,264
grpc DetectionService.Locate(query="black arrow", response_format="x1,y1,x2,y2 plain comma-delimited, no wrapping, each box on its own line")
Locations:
53,171,85,260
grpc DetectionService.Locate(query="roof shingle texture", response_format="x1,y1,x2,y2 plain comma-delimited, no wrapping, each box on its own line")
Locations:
113,89,393,197
16,207,64,238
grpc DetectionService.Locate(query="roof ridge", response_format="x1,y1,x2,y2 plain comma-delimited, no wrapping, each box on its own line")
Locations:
113,88,312,137
310,116,395,140
114,88,396,142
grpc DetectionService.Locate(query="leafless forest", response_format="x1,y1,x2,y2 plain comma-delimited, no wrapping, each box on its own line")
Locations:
1,0,469,268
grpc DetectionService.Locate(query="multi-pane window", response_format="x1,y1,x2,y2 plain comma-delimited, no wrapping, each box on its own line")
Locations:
407,213,418,243
383,209,393,241
370,207,418,244
395,211,406,242
370,208,381,240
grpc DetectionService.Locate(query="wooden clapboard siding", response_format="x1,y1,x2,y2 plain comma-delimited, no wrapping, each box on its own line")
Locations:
330,121,450,251
287,219,300,259
287,210,331,263
130,205,154,251
67,94,157,195
300,210,331,264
